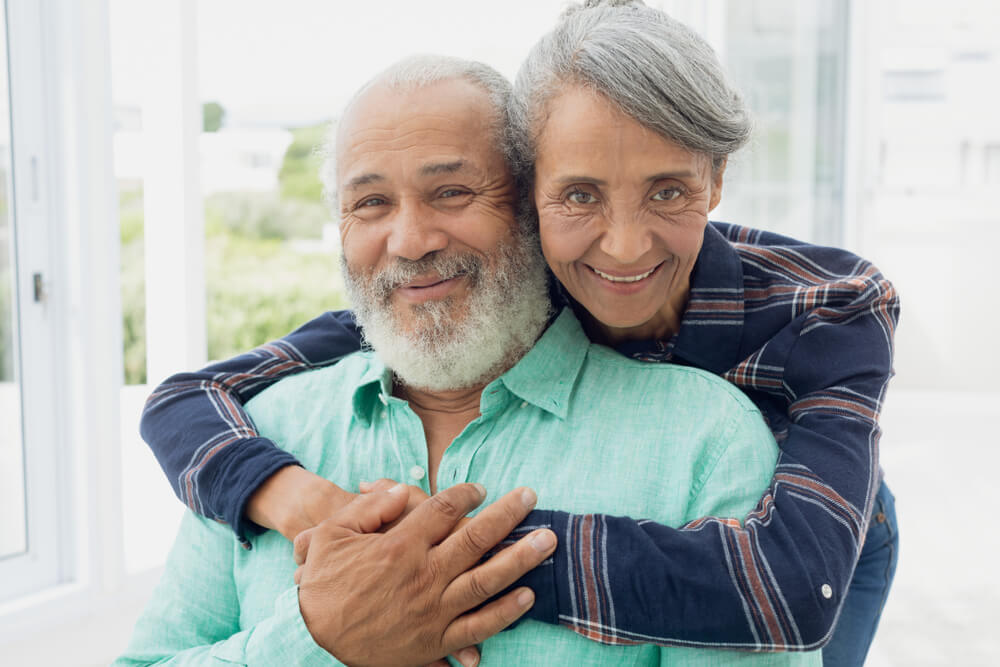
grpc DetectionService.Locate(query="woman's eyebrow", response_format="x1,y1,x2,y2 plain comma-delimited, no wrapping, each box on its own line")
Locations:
647,170,697,182
551,175,608,187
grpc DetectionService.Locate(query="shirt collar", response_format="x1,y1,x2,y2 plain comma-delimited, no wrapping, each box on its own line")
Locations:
493,308,587,419
670,221,746,374
351,358,393,426
350,307,588,423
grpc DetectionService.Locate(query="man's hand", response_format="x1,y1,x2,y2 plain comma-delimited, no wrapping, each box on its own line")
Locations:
296,482,557,667
246,465,355,541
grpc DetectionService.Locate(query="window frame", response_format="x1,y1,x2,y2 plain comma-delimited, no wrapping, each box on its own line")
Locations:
0,0,69,604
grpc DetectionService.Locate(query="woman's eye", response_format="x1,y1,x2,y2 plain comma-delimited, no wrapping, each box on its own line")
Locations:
567,190,596,205
651,188,682,202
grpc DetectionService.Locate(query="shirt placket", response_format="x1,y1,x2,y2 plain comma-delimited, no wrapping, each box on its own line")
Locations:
378,389,433,495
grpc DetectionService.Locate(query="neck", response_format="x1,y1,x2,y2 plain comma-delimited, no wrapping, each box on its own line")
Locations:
394,379,489,494
578,285,690,346
394,380,488,416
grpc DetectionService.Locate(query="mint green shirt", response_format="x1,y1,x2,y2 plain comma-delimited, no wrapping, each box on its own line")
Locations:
117,309,819,666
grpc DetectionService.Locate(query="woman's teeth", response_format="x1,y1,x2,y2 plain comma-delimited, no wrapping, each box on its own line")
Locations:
591,266,656,283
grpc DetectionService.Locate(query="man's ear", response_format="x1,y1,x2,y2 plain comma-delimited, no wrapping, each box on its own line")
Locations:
708,157,726,213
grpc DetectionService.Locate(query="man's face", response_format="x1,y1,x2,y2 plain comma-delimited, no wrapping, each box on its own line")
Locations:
337,78,518,338
335,78,551,392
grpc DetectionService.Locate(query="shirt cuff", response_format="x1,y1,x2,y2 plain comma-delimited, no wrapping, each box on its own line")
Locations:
202,437,301,546
514,509,566,626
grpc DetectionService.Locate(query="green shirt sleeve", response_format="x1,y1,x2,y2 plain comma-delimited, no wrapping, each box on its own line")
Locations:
113,512,339,666
685,404,780,522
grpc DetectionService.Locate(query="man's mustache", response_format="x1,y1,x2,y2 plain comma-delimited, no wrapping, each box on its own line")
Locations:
368,252,484,301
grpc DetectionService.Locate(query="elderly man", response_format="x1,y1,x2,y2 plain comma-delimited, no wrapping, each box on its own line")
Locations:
117,58,817,666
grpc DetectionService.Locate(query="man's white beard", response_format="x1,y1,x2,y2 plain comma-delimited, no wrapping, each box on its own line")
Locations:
342,231,552,392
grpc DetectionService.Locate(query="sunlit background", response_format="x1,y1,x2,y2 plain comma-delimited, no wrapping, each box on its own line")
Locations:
1,0,998,664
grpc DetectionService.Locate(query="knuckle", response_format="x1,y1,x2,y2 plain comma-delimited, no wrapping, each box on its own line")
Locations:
460,524,493,555
427,492,463,520
465,570,494,602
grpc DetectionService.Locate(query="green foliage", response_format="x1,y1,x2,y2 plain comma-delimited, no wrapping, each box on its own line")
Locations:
118,186,346,385
205,191,329,241
119,183,147,385
205,233,346,363
0,268,12,383
0,184,13,382
278,123,328,203
202,101,226,133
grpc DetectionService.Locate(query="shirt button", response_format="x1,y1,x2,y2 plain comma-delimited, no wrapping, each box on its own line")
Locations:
821,584,833,599
520,401,528,408
409,465,426,481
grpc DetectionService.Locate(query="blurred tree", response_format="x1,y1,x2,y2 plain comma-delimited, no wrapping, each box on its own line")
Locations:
202,101,226,132
1,186,15,382
0,267,11,383
119,184,147,384
205,191,328,241
278,122,327,203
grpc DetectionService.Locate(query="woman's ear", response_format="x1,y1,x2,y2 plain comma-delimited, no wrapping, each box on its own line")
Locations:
708,157,727,213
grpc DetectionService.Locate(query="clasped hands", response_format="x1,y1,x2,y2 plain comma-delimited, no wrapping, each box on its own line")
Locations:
255,468,557,667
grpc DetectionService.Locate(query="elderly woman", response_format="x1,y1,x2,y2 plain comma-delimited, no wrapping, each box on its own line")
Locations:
139,2,897,666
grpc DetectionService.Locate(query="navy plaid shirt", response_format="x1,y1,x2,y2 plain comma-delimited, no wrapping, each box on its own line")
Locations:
140,221,898,650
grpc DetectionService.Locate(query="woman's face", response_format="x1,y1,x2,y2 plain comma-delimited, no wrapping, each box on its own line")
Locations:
533,85,725,343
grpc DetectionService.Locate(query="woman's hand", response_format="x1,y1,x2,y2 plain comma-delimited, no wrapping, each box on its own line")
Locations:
245,465,356,542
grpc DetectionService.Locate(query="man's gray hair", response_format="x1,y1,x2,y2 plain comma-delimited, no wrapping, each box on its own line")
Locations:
511,0,752,180
321,54,519,212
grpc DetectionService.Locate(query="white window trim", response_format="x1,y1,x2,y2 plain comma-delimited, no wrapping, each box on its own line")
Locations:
0,1,135,660
0,0,69,604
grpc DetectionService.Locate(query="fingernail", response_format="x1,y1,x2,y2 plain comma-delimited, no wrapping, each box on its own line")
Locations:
458,648,478,667
359,481,371,492
388,483,406,495
517,589,535,607
472,483,487,499
530,529,555,552
520,488,537,509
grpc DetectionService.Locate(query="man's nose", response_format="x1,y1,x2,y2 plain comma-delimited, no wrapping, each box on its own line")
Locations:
385,199,449,260
598,214,653,265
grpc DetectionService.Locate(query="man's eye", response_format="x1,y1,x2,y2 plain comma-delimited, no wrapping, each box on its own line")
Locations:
651,188,681,202
567,190,596,205
357,196,387,208
439,189,468,199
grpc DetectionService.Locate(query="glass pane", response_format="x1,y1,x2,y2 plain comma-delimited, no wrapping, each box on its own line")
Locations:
0,3,27,560
714,0,849,245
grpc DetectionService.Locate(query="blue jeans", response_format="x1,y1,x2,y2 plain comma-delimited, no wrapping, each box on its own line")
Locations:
823,480,898,666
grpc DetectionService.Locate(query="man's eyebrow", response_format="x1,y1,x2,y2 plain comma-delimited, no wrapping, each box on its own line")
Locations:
419,160,467,176
344,173,384,190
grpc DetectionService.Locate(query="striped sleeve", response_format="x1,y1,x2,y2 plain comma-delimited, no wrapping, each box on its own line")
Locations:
518,249,899,650
139,309,363,542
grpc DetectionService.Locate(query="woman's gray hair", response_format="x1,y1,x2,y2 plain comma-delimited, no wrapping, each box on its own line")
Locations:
511,0,752,180
321,54,520,212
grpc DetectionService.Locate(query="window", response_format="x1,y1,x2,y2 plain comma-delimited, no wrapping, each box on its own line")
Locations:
0,1,25,565
0,0,66,603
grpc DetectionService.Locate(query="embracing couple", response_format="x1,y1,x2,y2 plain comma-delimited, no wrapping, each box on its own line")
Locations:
118,1,899,666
